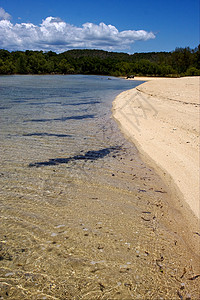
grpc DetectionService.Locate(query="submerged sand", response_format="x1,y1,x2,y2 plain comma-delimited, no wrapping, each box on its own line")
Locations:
113,76,200,220
1,76,200,299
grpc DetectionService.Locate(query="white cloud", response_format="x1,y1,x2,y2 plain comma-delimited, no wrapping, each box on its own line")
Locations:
0,8,156,52
0,7,11,21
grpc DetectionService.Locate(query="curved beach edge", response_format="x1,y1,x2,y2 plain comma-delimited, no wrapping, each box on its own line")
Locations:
112,77,200,223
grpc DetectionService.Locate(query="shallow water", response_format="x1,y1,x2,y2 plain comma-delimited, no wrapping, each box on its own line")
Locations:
0,75,199,299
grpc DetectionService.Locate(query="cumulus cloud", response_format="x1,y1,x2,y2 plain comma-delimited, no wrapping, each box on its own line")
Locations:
0,7,11,21
0,8,155,52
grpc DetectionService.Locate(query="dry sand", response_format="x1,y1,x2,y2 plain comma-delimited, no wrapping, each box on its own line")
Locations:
113,76,200,219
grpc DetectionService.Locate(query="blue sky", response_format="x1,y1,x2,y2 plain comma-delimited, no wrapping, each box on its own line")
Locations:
0,0,199,53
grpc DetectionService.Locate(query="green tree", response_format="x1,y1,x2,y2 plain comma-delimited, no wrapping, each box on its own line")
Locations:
15,54,28,74
185,67,200,76
0,59,15,74
0,46,199,76
58,59,75,74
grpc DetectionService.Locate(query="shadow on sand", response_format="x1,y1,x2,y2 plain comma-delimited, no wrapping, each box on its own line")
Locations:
24,133,72,138
24,114,95,123
29,146,121,167
62,101,100,106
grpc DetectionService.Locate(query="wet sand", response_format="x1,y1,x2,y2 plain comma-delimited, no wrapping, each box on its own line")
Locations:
1,146,200,299
112,76,200,296
0,76,200,299
113,76,199,218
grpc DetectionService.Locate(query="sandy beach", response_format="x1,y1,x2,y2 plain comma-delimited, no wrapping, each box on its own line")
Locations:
1,75,200,299
113,77,200,221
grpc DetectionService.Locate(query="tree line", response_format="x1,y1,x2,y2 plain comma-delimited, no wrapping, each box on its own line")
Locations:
0,45,199,77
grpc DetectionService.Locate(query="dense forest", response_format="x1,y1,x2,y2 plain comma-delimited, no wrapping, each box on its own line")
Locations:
0,45,199,77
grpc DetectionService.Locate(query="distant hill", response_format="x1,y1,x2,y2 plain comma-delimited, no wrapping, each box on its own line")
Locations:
0,46,199,76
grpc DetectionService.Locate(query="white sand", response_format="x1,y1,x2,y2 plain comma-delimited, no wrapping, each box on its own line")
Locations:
113,77,200,218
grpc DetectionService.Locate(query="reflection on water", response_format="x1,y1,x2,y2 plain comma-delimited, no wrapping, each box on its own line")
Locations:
0,75,199,299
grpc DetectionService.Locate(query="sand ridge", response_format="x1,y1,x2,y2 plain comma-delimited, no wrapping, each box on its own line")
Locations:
113,76,200,219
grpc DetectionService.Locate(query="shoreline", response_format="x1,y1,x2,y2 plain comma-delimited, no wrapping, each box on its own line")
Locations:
112,77,199,247
1,75,200,298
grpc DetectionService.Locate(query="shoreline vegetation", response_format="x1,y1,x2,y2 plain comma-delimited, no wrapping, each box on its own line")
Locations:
0,46,200,77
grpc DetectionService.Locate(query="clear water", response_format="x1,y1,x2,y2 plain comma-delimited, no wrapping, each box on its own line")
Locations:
0,75,199,299
0,75,142,168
